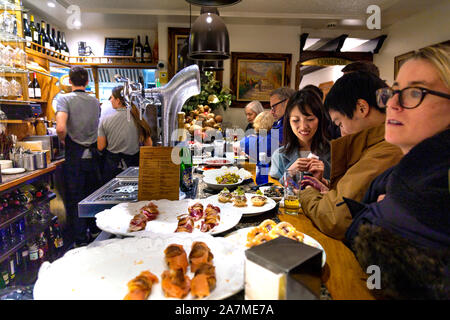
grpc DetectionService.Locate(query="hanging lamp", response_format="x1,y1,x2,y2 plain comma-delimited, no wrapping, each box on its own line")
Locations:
198,59,224,71
185,0,242,7
188,7,230,60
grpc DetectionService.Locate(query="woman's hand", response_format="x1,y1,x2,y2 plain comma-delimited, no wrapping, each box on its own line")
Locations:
287,158,311,172
306,158,325,181
377,194,386,202
300,175,329,194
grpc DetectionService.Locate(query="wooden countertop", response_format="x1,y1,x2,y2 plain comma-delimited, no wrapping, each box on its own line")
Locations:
0,159,65,192
241,162,375,300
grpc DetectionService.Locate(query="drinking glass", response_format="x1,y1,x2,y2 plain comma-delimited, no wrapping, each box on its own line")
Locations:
283,170,303,215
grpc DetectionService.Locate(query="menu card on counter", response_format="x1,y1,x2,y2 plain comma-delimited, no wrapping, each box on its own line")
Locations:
138,147,179,201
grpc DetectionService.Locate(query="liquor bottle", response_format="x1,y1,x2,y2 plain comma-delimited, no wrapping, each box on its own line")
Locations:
29,15,39,49
179,143,193,193
52,28,59,53
32,73,41,99
7,255,16,284
40,21,50,53
143,36,152,63
0,262,9,289
52,222,64,253
28,240,40,270
47,23,55,55
28,73,35,99
38,232,48,262
135,35,143,63
21,244,29,273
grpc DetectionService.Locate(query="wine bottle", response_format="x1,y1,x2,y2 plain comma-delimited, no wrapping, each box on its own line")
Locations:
23,13,32,48
28,73,35,99
135,35,143,63
29,15,39,50
33,73,41,99
57,31,64,55
143,35,152,63
40,20,50,54
62,32,70,58
47,23,55,55
53,28,60,53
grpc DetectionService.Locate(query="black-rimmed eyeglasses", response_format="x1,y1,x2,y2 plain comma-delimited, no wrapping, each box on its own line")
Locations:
376,86,450,109
270,98,287,110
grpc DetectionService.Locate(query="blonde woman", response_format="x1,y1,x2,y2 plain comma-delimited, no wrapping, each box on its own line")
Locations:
244,100,264,131
345,45,450,299
239,111,274,161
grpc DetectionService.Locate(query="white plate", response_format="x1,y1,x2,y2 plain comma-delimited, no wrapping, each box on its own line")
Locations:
95,199,243,237
202,167,252,191
206,193,277,217
33,233,245,300
204,158,232,167
225,226,326,267
1,168,25,175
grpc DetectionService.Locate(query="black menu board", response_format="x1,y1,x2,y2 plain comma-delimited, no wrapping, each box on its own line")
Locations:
104,37,135,57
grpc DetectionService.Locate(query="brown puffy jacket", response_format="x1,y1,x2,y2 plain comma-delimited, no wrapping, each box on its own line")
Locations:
299,123,403,239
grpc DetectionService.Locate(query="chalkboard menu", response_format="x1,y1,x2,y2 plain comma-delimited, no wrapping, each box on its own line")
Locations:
104,37,135,57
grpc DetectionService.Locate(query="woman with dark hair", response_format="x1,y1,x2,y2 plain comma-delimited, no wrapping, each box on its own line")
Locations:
269,89,331,183
97,86,153,183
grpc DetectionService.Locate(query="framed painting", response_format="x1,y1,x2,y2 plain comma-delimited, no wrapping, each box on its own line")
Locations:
230,52,292,107
168,27,192,80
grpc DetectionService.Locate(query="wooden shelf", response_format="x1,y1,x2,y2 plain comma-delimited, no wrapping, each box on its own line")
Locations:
0,159,65,193
25,46,69,67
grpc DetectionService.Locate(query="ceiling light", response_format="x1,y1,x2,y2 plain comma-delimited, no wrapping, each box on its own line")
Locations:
188,12,230,60
185,0,241,7
47,1,56,7
341,19,364,26
74,20,82,27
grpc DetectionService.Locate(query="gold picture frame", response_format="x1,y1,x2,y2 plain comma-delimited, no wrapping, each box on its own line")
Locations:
230,52,291,107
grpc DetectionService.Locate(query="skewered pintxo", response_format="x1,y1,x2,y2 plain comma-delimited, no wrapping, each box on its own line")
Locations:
218,187,233,203
188,242,214,273
174,214,195,233
161,268,191,299
200,204,221,232
164,244,189,274
232,187,247,207
123,270,159,300
128,202,160,232
191,263,216,298
188,202,204,221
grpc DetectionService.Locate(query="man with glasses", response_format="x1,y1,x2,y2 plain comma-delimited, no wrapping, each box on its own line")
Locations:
298,71,403,239
269,87,295,145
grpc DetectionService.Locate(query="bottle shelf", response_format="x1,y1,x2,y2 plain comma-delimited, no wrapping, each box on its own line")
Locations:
0,214,57,265
0,192,56,230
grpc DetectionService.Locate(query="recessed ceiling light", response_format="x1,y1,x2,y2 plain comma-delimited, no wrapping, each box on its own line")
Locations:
341,19,364,26
74,20,82,27
47,1,56,8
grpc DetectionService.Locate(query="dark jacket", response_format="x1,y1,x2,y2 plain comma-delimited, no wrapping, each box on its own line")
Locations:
345,129,450,299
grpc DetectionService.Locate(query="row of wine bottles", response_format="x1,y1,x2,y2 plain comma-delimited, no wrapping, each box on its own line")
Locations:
22,13,70,58
134,35,152,63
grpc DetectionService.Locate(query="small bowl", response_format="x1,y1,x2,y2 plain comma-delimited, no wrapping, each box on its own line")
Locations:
0,160,13,170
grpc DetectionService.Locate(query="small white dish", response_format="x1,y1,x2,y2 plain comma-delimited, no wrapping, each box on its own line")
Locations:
0,160,13,170
1,167,26,175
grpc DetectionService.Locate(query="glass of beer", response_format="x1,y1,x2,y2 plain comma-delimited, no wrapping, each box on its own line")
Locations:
283,170,303,215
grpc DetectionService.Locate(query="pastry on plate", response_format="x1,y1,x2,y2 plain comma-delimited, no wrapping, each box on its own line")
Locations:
250,190,267,207
218,187,233,203
232,186,247,207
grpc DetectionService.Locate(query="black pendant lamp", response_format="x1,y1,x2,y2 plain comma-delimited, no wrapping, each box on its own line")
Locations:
198,59,224,71
185,0,242,7
188,7,230,60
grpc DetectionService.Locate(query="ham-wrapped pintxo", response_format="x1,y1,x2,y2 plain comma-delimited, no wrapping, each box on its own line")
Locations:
200,204,220,232
161,268,191,299
175,214,194,233
123,270,159,300
128,202,160,232
188,242,214,273
188,202,204,221
164,244,189,274
140,202,159,221
191,263,216,298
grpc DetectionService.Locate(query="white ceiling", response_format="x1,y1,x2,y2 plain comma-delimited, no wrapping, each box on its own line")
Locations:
22,0,443,33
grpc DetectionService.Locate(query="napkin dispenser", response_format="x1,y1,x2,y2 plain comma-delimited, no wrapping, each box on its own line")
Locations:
244,236,322,300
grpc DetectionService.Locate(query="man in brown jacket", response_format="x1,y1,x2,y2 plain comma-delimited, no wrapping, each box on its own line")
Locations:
299,71,403,239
